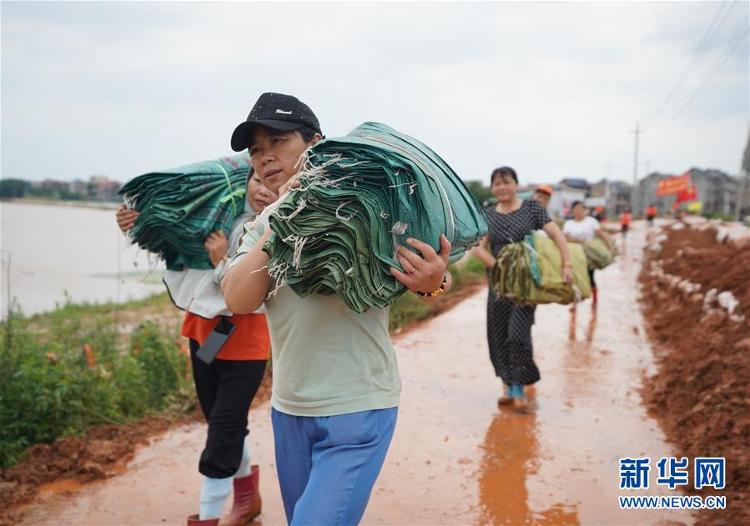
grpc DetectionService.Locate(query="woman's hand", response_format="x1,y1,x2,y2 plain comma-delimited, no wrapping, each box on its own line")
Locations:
390,234,451,294
472,236,496,269
562,264,573,285
204,231,229,267
116,205,139,232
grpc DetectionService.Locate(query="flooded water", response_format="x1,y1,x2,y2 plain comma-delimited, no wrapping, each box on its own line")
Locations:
19,223,694,525
0,201,164,319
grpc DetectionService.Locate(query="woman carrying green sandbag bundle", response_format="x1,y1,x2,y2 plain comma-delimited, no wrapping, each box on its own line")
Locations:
472,166,572,412
563,201,615,306
222,92,454,525
117,169,276,526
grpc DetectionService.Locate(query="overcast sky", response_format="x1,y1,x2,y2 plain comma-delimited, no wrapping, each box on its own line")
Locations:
1,1,748,186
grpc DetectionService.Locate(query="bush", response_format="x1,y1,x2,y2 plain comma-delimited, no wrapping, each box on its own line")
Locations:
0,307,192,468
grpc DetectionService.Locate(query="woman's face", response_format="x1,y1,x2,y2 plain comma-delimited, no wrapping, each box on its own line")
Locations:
573,203,586,220
249,127,320,195
491,174,518,203
534,191,550,208
246,172,276,213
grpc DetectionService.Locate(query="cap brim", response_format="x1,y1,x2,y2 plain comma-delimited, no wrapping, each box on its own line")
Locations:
230,119,304,152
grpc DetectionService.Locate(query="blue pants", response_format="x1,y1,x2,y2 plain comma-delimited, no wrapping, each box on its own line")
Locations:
271,407,398,526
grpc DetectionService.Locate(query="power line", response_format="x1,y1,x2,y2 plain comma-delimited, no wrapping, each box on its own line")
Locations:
670,26,749,120
646,0,738,122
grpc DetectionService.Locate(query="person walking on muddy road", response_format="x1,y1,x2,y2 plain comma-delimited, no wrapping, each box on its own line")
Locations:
222,92,453,526
472,166,572,412
619,208,632,239
563,200,614,306
116,170,276,526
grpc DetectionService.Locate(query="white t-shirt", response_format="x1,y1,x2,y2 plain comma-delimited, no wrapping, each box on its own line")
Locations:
563,216,601,242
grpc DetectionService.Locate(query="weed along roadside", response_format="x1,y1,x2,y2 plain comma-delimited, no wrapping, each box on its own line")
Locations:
0,259,486,523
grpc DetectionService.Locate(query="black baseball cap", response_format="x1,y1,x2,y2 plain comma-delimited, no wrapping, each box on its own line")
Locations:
231,92,321,152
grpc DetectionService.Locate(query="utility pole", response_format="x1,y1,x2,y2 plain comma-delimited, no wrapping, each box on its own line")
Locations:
736,128,750,220
631,122,642,216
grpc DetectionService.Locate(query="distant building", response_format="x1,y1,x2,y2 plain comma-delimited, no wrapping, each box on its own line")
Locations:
68,179,88,195
607,180,633,218
34,179,70,192
88,175,122,201
559,178,589,191
636,168,743,217
547,184,587,219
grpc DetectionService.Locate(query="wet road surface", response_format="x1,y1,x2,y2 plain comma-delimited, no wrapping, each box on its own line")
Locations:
21,225,693,525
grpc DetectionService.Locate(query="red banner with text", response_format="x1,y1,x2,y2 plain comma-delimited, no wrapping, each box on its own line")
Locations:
656,172,691,196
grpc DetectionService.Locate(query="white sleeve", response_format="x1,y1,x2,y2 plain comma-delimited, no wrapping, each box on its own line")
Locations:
588,217,601,235
228,218,267,270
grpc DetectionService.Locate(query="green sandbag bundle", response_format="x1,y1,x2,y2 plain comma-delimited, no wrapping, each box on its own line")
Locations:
119,155,250,270
262,122,488,313
492,232,591,305
583,237,616,269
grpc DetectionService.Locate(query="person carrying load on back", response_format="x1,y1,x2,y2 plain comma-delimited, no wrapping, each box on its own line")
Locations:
116,169,276,526
563,201,614,306
472,166,572,412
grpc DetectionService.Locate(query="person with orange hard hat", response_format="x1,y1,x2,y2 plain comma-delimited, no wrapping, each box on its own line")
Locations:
533,184,553,209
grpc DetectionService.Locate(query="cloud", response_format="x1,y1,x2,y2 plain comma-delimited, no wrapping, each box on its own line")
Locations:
1,1,747,185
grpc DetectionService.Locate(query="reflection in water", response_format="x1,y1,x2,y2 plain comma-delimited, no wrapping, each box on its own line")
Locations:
563,304,601,404
478,411,579,525
567,303,598,347
584,307,597,344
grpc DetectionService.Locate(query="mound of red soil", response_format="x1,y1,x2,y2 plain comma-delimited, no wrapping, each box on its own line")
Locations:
640,223,750,526
0,370,272,526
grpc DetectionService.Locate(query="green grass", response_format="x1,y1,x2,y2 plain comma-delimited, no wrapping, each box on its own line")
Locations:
0,295,193,468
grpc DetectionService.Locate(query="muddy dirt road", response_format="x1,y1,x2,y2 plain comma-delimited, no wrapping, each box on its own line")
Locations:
20,225,693,525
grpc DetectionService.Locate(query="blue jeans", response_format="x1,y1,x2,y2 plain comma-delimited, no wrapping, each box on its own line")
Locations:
271,407,398,526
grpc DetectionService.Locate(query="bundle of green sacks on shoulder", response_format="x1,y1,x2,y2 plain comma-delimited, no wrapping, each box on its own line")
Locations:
261,122,488,313
492,232,591,305
583,237,616,269
119,155,250,270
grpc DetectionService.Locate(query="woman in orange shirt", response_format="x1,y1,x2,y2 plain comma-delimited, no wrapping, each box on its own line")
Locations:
117,170,275,526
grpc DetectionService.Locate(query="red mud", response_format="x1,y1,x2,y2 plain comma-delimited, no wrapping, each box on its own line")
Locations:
0,370,272,526
639,222,750,526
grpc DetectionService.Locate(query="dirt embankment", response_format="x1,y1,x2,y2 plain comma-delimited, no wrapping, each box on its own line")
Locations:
639,220,750,526
0,372,272,526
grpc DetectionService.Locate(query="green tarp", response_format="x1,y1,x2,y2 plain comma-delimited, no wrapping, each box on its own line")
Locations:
491,232,591,305
119,155,250,270
263,122,488,313
583,237,616,269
